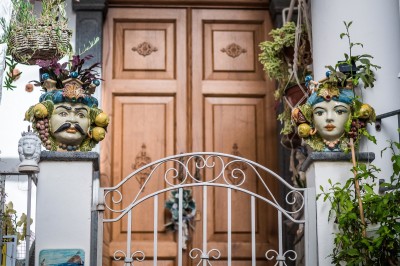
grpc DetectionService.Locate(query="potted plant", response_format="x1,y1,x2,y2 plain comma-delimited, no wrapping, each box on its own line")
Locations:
294,21,399,265
1,0,72,65
259,21,313,147
292,21,379,152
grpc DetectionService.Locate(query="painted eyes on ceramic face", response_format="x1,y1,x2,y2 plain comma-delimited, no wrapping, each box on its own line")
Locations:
59,111,68,117
334,107,348,115
58,111,86,118
77,112,86,119
313,107,348,117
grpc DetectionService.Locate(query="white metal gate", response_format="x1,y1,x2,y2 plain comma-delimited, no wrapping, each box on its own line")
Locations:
96,152,316,265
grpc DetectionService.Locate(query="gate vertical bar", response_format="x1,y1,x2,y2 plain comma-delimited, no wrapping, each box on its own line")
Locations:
178,188,183,265
305,188,317,265
154,195,158,266
25,174,32,266
278,211,283,266
227,188,232,266
251,195,256,266
127,210,132,262
203,186,208,266
97,188,104,266
97,210,104,265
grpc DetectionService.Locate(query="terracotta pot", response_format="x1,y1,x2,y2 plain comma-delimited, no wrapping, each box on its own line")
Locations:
284,83,308,107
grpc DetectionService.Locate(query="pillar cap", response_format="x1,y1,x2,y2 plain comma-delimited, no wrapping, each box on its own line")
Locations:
40,151,99,171
300,152,375,172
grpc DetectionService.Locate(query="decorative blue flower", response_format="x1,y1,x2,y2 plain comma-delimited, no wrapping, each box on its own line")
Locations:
41,73,50,80
93,79,100,86
326,70,331,78
70,71,79,78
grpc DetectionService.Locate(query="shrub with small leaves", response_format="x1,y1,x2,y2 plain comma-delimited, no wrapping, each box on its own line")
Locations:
319,136,400,265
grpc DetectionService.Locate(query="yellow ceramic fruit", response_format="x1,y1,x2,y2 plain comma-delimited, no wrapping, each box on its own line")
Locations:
298,123,311,138
24,109,31,121
92,127,106,142
33,103,48,119
359,103,374,119
95,112,110,127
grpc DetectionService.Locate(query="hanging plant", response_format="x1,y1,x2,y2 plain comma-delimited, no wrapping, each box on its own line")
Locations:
258,0,313,141
1,0,72,66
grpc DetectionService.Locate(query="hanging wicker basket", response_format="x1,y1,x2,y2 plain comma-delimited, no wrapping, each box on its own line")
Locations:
8,24,72,65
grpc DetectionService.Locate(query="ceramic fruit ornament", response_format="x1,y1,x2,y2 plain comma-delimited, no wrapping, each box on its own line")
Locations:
292,74,375,152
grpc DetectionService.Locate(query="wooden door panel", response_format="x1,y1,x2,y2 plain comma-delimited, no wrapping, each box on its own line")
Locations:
203,97,277,244
114,20,175,79
192,9,278,264
113,96,174,236
102,8,187,264
204,22,266,80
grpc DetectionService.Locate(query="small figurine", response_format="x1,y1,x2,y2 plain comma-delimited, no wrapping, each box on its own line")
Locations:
18,129,41,173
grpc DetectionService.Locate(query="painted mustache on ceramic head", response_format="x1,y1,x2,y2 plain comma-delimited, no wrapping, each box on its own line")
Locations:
54,123,85,135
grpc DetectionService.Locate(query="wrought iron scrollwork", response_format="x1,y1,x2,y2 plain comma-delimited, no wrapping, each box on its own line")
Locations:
189,248,221,266
113,250,145,265
265,249,297,266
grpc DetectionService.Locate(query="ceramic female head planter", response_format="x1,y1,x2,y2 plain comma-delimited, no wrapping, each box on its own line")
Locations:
292,74,375,152
18,130,41,172
24,55,109,151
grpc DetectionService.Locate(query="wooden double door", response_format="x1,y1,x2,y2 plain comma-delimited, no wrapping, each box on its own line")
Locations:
101,7,278,265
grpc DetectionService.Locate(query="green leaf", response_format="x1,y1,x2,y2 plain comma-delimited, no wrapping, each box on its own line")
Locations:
347,248,359,256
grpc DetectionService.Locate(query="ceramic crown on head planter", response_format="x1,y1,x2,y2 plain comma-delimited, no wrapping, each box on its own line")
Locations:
24,55,109,152
291,71,376,152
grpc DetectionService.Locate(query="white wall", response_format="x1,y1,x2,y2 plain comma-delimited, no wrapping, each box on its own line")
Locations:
0,0,76,236
0,1,76,158
311,0,400,182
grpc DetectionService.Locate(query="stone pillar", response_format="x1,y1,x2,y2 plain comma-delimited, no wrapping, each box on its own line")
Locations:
35,151,99,266
301,152,374,266
311,0,400,181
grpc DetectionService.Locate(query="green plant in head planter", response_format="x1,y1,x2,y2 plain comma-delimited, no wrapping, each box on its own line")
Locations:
291,21,379,152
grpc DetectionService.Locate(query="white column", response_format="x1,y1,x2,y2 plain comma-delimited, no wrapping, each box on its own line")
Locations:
303,152,374,265
311,0,400,182
35,152,99,266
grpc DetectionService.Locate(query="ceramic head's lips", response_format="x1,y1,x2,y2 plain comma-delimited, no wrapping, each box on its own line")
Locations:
66,128,77,133
324,124,336,131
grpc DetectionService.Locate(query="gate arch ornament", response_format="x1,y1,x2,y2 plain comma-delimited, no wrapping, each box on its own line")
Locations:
96,152,316,265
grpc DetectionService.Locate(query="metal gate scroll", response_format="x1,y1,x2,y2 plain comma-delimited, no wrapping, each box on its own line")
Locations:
96,152,316,265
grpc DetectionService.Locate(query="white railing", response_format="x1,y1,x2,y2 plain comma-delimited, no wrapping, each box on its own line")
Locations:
96,152,316,266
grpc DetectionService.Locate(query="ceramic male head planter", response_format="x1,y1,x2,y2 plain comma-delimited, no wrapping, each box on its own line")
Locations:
292,74,375,152
18,130,41,172
24,55,109,151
